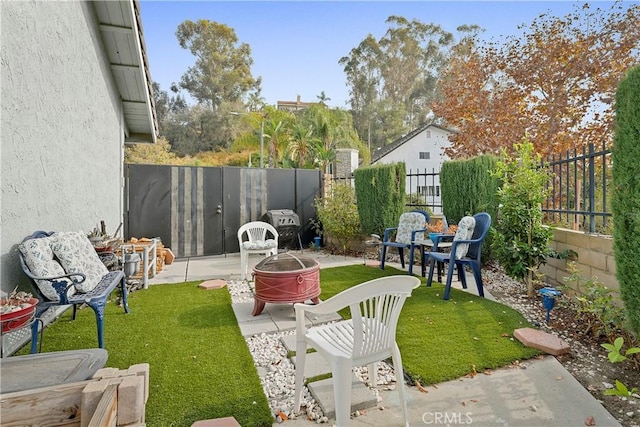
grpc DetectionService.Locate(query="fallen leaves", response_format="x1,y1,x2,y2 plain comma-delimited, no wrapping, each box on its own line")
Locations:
414,380,429,393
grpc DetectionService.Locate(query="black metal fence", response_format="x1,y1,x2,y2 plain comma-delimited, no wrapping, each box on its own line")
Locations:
542,142,612,234
333,168,443,214
333,144,613,234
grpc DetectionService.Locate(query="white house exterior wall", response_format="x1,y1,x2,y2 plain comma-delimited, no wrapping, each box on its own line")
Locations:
373,127,451,213
1,2,125,293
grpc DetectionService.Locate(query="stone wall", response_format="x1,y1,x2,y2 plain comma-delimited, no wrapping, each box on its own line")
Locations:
541,227,618,300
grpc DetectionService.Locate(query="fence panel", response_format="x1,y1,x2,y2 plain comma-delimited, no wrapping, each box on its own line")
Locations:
542,142,612,234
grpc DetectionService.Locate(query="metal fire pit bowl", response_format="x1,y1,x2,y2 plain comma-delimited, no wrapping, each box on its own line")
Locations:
251,253,320,316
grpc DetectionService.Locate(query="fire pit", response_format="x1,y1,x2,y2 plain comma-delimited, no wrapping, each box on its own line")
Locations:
252,253,320,316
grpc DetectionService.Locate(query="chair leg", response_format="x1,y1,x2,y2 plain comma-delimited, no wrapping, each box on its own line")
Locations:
240,251,248,281
408,246,415,275
331,357,353,427
471,263,485,298
443,261,457,300
120,274,130,314
426,256,437,287
391,344,410,427
294,339,307,413
380,245,387,270
457,263,467,289
368,362,377,387
30,316,40,354
398,248,405,268
88,300,107,349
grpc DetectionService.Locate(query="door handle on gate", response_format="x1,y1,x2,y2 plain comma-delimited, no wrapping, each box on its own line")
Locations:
216,204,222,214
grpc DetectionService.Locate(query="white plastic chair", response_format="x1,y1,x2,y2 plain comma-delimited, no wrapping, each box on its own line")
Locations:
237,221,279,280
294,275,420,426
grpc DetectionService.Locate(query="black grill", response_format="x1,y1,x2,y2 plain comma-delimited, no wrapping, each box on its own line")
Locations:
261,209,301,250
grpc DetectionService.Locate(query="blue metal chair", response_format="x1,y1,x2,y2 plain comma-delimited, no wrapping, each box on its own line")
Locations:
380,210,429,275
425,212,491,300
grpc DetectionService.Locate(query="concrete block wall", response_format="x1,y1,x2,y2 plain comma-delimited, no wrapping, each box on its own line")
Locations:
540,227,619,300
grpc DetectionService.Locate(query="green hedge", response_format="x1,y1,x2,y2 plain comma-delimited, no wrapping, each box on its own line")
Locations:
441,155,500,262
440,155,500,224
354,163,406,235
612,65,640,337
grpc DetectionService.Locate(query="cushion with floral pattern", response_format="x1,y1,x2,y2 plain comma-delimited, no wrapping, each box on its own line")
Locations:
453,216,476,259
18,237,74,301
50,231,109,293
241,239,278,251
395,212,426,245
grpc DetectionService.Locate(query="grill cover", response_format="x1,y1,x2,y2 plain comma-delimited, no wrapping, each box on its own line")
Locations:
261,209,300,247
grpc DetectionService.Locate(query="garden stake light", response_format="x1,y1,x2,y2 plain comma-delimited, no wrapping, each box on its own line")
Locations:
539,287,562,324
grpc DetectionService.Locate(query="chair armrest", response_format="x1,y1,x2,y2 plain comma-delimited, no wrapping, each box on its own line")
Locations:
383,227,398,242
410,228,427,242
24,272,85,305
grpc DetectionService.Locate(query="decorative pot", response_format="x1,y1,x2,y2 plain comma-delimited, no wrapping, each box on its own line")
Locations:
123,253,141,277
0,298,38,333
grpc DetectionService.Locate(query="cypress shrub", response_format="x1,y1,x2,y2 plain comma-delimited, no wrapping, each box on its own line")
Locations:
612,65,640,337
440,155,500,262
440,155,499,224
354,163,406,235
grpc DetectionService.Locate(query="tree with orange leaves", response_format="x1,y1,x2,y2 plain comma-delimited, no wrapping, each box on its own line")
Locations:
434,2,640,159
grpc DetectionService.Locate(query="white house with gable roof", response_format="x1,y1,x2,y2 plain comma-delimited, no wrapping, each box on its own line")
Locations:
371,124,455,213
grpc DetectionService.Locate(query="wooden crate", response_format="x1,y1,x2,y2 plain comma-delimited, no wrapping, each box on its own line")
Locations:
0,364,149,426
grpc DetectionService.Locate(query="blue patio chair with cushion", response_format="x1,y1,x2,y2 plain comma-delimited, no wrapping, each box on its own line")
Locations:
425,212,492,300
380,210,429,275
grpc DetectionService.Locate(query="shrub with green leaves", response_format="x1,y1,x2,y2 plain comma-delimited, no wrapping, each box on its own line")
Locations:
313,182,361,253
354,163,405,235
612,65,640,338
491,141,554,297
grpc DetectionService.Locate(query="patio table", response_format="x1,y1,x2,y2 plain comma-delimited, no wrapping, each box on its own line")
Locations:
414,234,454,281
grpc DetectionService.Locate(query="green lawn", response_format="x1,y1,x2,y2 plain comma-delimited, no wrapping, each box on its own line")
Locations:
319,265,540,384
19,283,273,427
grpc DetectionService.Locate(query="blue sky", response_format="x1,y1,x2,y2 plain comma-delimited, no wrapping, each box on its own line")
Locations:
139,1,614,108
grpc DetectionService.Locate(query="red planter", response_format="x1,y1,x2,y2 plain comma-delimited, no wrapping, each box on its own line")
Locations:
252,253,320,316
1,298,38,333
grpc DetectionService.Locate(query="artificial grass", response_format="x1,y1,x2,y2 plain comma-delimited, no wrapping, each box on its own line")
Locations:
18,282,273,427
19,265,538,426
319,265,540,385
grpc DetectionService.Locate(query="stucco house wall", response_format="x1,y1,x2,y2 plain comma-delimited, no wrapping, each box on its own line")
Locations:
1,2,131,294
371,125,453,213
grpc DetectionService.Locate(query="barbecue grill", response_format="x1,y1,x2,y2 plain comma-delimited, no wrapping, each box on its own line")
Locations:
261,209,301,250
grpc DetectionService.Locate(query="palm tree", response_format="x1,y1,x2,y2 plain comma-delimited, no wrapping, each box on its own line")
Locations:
288,123,316,167
316,91,331,106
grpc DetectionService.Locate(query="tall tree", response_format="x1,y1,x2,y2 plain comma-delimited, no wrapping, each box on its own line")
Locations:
434,2,640,158
340,16,454,149
176,20,261,110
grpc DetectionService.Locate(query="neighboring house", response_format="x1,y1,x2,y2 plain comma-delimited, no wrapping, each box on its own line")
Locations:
277,95,317,112
371,124,455,213
0,0,157,295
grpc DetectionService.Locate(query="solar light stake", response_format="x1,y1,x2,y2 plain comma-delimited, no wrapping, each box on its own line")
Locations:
539,287,562,324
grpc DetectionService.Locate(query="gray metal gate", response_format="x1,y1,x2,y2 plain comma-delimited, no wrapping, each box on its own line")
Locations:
124,165,321,258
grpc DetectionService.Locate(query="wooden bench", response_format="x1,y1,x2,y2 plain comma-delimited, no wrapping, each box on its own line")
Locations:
18,231,130,353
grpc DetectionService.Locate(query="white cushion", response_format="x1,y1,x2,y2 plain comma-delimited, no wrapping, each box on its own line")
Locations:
19,237,74,301
453,216,476,259
241,239,277,251
50,231,108,293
